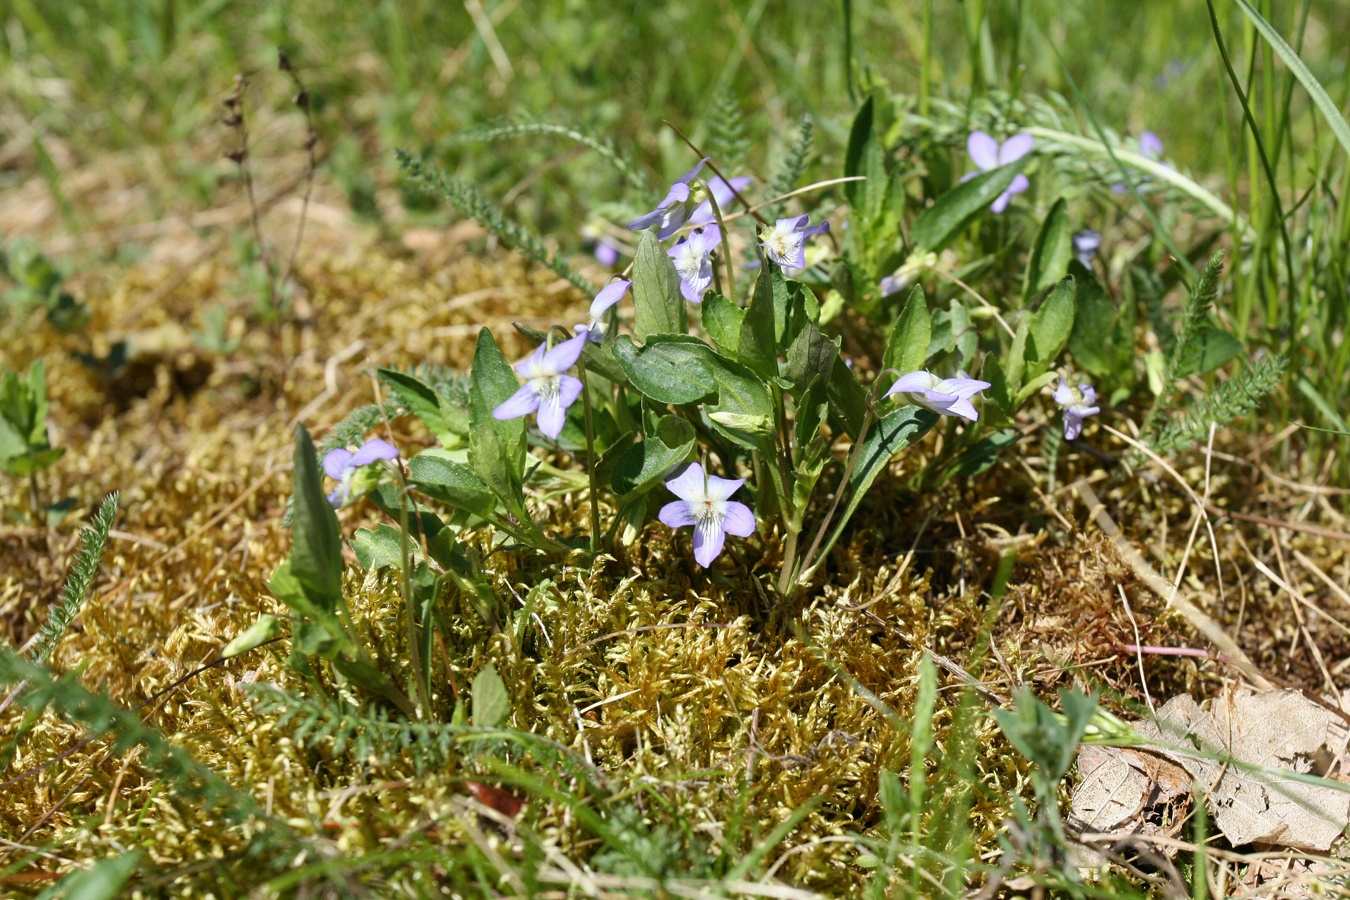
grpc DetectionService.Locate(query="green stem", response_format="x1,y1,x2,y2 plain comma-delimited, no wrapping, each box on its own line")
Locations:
794,399,878,592
704,185,737,302
576,364,602,554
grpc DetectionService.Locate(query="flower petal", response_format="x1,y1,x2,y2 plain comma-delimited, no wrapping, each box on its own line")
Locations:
1006,173,1030,195
1140,131,1163,160
493,384,541,421
535,381,578,439
721,501,756,537
541,331,588,373
967,131,1000,170
323,448,353,481
327,485,348,508
350,438,399,467
659,500,696,529
664,462,706,501
990,189,1013,214
944,397,980,421
888,371,941,395
702,473,746,503
692,518,726,568
589,279,632,321
998,133,1034,165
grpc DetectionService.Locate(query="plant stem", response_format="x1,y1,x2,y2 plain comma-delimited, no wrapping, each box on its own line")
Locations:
794,399,878,592
705,186,737,302
576,364,602,553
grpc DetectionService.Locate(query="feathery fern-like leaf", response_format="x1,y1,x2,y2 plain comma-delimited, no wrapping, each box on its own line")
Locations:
397,150,598,297
0,646,259,823
28,492,118,665
1149,354,1287,457
448,115,645,192
706,87,751,174
766,116,814,219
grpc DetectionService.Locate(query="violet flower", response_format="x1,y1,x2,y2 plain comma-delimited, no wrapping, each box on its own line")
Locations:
884,370,991,422
1053,379,1100,440
594,239,620,268
759,215,830,270
1113,131,1164,193
627,158,709,239
658,462,755,568
688,175,752,227
493,331,587,439
963,132,1034,214
323,438,399,508
668,224,720,303
583,279,632,340
1072,229,1101,268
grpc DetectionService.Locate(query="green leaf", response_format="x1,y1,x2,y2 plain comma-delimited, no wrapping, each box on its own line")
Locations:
738,260,781,379
843,96,874,210
223,615,282,658
784,321,839,395
612,334,716,405
1022,198,1071,304
1025,276,1077,380
804,406,939,577
705,356,775,450
910,163,1025,252
882,285,932,378
1178,327,1243,377
351,524,413,570
290,425,345,611
472,663,510,728
408,452,496,518
611,415,695,500
632,228,685,340
950,429,1019,478
1067,269,1118,377
49,850,143,900
702,292,744,355
467,328,526,513
1232,0,1350,162
982,355,1013,416
379,368,456,444
827,357,868,438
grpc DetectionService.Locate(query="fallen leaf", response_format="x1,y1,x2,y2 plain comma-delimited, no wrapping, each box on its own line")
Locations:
465,781,524,819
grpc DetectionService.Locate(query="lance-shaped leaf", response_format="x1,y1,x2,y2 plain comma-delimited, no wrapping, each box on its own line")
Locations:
1022,197,1072,304
702,292,744,355
784,321,839,396
408,452,497,518
910,162,1025,252
611,415,696,501
882,285,932,383
291,424,346,611
632,228,686,341
468,328,527,514
738,260,781,380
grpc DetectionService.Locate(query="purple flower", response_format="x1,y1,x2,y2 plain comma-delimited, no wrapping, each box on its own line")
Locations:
884,370,991,422
584,279,632,339
1113,131,1164,193
668,224,720,303
1072,229,1101,267
688,175,752,227
759,215,830,270
1053,379,1100,440
658,462,756,568
627,158,709,239
493,331,587,439
594,239,620,268
323,438,400,508
963,131,1033,214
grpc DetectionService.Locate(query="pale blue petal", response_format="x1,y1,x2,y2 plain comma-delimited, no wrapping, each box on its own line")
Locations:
493,384,541,420
998,133,1034,164
542,331,588,373
944,397,980,421
1140,131,1163,159
664,462,705,501
990,189,1013,214
703,473,745,502
721,502,756,537
350,438,399,467
556,375,584,412
967,131,999,170
692,518,725,568
659,500,696,529
1007,173,1030,195
323,448,353,481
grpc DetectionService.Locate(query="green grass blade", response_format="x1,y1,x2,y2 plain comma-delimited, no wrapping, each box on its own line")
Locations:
1232,0,1350,160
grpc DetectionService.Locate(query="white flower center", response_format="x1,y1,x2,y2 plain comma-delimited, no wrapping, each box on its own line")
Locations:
673,243,706,281
689,498,726,526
